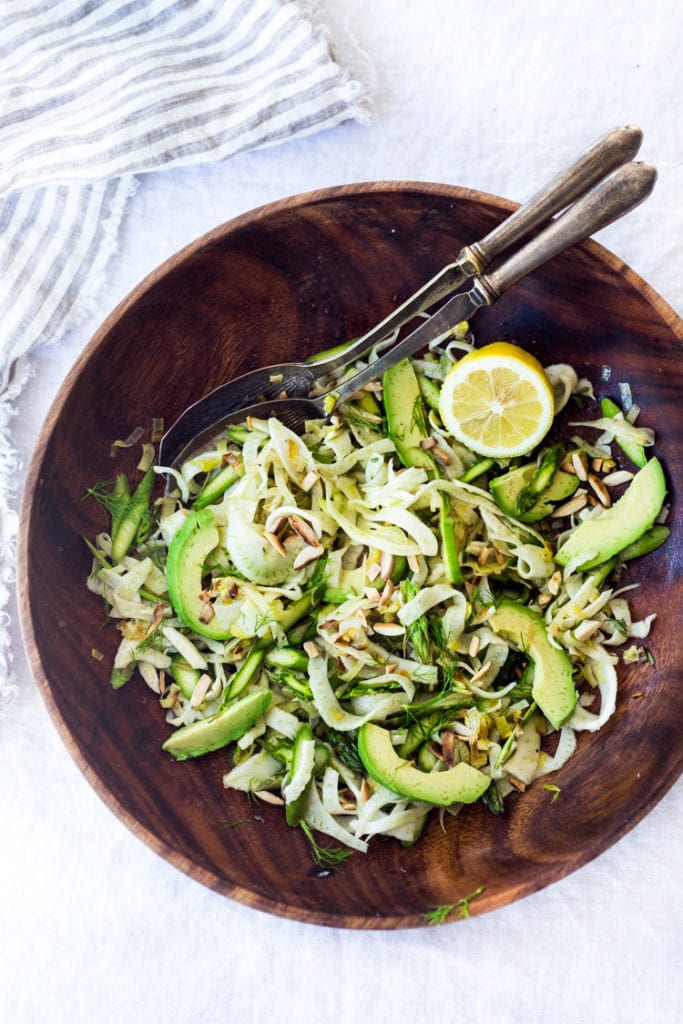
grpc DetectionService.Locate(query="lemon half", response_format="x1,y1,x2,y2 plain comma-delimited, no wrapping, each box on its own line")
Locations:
438,341,555,458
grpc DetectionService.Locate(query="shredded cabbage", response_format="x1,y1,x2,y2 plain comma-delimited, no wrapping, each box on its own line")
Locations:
85,331,665,857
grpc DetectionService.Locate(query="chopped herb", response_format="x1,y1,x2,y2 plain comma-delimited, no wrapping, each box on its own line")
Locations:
300,822,354,872
402,580,431,662
217,818,254,831
542,783,562,803
328,729,364,773
423,886,485,925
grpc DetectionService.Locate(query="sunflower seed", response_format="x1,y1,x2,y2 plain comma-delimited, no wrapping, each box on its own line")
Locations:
191,673,212,707
588,474,612,507
254,791,285,806
377,579,394,610
293,545,325,570
551,491,588,518
574,619,601,641
300,470,320,492
379,551,395,581
288,514,319,546
372,621,405,637
601,470,634,488
264,530,287,556
571,451,588,480
547,570,562,596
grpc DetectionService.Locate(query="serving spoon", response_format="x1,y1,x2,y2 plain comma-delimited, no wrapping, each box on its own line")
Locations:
159,126,642,466
165,159,656,457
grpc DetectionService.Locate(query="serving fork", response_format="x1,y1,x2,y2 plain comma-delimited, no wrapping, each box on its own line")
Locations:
159,127,650,465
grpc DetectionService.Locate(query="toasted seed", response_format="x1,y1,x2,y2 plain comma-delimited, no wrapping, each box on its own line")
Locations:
441,729,455,767
468,634,481,658
288,514,319,546
548,570,562,596
571,451,588,480
159,683,181,709
293,544,325,570
264,530,287,556
367,561,382,582
591,457,604,473
432,446,452,465
419,436,436,450
362,380,384,393
377,579,394,610
469,660,492,685
303,640,320,659
379,550,395,581
372,621,405,637
538,593,552,608
494,548,507,566
198,602,215,624
588,473,612,507
354,608,368,628
191,672,212,707
407,553,420,573
508,777,527,793
158,670,167,696
601,470,634,488
551,491,588,518
300,470,320,492
477,546,491,566
574,619,601,641
255,791,285,806
363,587,381,604
360,778,372,803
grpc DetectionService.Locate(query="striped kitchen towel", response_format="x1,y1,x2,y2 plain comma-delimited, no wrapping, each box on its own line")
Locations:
0,0,370,704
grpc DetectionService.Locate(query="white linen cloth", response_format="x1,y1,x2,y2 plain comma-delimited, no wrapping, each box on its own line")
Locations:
2,2,682,1023
0,0,368,704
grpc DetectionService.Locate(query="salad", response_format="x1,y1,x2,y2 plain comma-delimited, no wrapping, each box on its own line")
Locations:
85,324,668,854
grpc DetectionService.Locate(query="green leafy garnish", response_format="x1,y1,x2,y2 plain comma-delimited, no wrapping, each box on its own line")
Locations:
542,783,561,803
301,822,354,872
423,886,485,925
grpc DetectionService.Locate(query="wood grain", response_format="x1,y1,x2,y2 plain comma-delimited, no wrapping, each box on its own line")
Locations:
16,182,683,928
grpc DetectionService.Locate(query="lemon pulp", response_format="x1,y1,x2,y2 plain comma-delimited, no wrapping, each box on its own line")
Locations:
438,341,555,458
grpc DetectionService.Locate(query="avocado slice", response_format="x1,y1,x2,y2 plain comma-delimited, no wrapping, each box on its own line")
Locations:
555,457,666,570
170,657,201,700
357,723,490,806
166,508,234,640
489,460,580,522
488,601,577,729
162,689,271,761
383,358,435,470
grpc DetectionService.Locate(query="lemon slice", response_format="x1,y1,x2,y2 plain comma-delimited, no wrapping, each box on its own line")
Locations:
438,341,555,457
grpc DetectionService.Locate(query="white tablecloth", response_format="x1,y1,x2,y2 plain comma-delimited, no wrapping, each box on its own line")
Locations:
3,2,682,1022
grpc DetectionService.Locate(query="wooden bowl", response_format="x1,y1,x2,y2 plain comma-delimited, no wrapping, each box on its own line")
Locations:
18,183,683,929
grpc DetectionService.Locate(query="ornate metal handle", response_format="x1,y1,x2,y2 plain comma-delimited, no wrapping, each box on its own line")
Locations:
477,161,657,302
463,125,643,273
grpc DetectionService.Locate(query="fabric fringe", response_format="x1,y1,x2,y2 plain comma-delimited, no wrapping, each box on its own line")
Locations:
0,359,32,708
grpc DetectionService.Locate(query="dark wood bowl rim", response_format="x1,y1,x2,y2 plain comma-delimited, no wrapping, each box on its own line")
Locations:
16,181,683,929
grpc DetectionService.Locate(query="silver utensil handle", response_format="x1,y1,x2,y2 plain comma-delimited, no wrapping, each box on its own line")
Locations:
478,161,657,303
465,125,643,271
312,126,643,376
